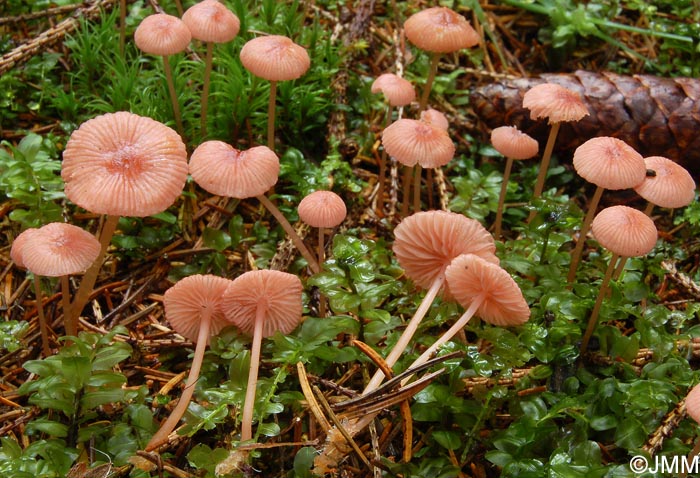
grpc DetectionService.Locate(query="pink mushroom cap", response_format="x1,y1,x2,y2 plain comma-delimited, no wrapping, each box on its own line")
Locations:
298,191,347,228
404,7,480,53
134,13,192,56
382,118,455,168
240,35,310,81
20,223,101,277
182,0,240,44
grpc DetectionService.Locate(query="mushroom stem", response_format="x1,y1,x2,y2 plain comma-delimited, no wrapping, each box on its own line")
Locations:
401,166,413,217
419,54,441,111
567,185,604,283
527,122,561,222
61,275,74,337
146,311,212,451
413,165,422,213
364,274,445,393
494,156,514,239
579,254,617,355
33,275,51,357
267,80,278,150
69,215,120,326
162,54,185,138
318,226,327,317
241,306,266,442
256,194,321,273
200,42,214,138
376,105,394,215
174,0,183,16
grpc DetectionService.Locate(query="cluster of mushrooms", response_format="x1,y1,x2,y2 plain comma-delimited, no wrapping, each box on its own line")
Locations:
8,0,699,475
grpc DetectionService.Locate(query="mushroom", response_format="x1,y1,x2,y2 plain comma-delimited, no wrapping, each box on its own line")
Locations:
567,137,646,283
239,35,310,150
11,223,100,355
490,126,539,238
222,270,303,441
522,83,589,220
144,274,233,451
188,140,320,273
61,111,189,327
579,205,657,354
371,73,416,212
297,190,347,316
364,210,498,393
420,108,449,131
182,0,240,137
134,13,192,137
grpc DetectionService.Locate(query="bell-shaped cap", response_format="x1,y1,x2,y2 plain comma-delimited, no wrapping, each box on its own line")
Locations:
381,118,455,168
10,228,38,269
445,254,530,326
393,210,498,291
634,156,696,209
420,108,449,131
298,191,347,228
62,112,189,217
573,137,646,190
522,83,589,124
189,141,280,199
19,223,101,277
240,35,310,81
222,270,303,338
182,0,240,44
134,13,191,56
371,74,416,107
591,205,658,257
490,126,539,160
404,7,480,53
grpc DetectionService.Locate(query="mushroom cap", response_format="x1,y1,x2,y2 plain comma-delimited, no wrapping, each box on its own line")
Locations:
381,118,455,168
445,254,530,326
240,35,310,81
298,191,347,228
591,205,658,257
189,141,280,199
222,270,303,337
522,83,589,124
10,228,38,269
393,210,499,292
182,0,240,44
134,13,192,56
420,108,449,131
20,223,101,277
634,156,696,209
490,126,539,160
686,383,700,424
573,137,646,190
404,7,480,53
164,274,233,344
62,112,189,217
371,74,416,107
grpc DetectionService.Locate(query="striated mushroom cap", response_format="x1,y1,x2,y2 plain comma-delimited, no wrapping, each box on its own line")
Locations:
573,137,646,190
404,7,480,53
522,83,589,125
10,228,38,269
189,141,280,199
382,118,455,168
20,223,101,277
240,35,310,81
634,156,696,209
298,191,347,228
371,74,416,107
182,0,240,44
62,112,189,217
591,205,658,257
134,13,192,56
222,270,303,337
491,126,539,160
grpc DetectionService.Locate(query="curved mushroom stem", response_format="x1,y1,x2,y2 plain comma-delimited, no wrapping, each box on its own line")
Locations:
33,275,51,357
241,306,266,442
200,42,214,138
61,275,75,337
527,122,561,223
494,156,514,239
256,194,320,273
145,311,212,451
364,274,445,394
69,215,120,329
267,80,278,150
567,185,605,283
419,54,441,111
162,54,185,138
318,226,327,317
579,254,617,355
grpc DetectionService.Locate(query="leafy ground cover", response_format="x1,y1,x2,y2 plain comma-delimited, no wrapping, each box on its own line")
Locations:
0,0,699,477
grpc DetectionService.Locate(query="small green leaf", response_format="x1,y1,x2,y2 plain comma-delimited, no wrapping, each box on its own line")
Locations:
202,226,231,251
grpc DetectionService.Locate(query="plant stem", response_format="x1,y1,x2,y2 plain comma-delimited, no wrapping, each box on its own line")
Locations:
256,194,320,273
61,275,75,337
318,227,327,317
200,42,214,138
162,54,185,138
145,311,211,451
494,157,514,239
419,54,441,111
376,105,394,215
527,122,561,222
33,275,51,356
267,80,278,150
567,185,604,283
401,166,412,217
241,306,266,442
413,164,422,213
580,255,617,355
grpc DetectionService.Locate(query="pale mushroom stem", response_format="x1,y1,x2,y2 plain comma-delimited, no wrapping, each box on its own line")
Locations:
419,54,441,111
241,306,266,442
318,227,327,317
146,311,212,451
33,275,51,356
267,80,278,150
580,255,618,354
494,156,515,239
200,42,215,138
401,166,413,217
69,215,120,327
256,194,321,273
376,105,394,215
61,276,75,337
413,165,422,213
527,122,561,223
567,185,605,283
364,274,445,393
162,54,185,138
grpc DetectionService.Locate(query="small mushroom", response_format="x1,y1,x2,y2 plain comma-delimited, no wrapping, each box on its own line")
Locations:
634,156,696,214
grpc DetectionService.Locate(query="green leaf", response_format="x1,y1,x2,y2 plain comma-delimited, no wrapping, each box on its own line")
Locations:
92,342,131,370
25,419,68,438
202,226,231,251
432,430,462,450
257,421,281,437
81,388,126,409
